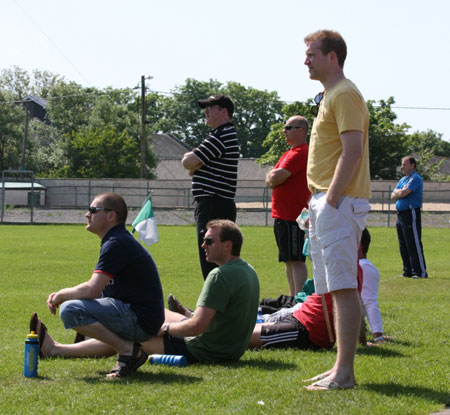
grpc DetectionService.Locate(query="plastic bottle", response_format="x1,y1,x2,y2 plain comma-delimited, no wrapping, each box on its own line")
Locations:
148,354,187,367
24,331,39,378
256,306,265,323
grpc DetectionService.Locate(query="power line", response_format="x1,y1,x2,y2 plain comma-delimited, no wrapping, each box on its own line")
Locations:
392,106,450,111
13,0,91,86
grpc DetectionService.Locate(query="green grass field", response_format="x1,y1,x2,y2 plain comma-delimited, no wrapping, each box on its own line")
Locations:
0,224,449,415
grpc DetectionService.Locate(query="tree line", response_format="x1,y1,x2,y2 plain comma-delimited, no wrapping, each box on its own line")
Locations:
1,66,449,180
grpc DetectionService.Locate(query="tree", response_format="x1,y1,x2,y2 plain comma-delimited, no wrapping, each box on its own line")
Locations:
367,97,411,179
0,66,63,98
223,82,284,157
46,81,99,136
405,129,450,158
154,78,222,148
67,126,153,178
46,83,158,178
0,90,24,171
26,119,68,177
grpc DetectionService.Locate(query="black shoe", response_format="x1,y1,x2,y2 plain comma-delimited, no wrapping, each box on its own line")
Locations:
168,294,193,317
402,273,412,278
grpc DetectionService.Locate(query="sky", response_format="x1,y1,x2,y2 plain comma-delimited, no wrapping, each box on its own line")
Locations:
2,0,450,141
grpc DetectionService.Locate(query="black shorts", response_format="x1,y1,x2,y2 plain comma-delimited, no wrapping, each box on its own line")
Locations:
274,219,306,262
163,334,198,363
260,314,318,350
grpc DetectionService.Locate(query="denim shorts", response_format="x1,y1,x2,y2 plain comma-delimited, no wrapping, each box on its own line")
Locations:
59,297,151,343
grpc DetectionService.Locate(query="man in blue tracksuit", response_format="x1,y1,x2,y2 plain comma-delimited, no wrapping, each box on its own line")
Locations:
391,156,427,278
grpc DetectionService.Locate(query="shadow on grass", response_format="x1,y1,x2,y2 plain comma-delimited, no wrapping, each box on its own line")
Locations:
83,371,202,385
364,382,450,405
211,357,296,371
356,346,405,357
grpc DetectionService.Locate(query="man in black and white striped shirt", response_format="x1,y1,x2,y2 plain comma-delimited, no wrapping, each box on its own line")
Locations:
182,94,239,279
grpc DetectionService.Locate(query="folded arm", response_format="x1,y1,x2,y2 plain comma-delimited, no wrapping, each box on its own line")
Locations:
265,168,292,189
182,151,203,175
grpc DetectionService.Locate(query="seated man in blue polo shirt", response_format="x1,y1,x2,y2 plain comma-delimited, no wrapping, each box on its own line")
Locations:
34,220,260,366
30,192,164,378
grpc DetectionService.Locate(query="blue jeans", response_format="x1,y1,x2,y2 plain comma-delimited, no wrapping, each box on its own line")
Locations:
60,297,151,343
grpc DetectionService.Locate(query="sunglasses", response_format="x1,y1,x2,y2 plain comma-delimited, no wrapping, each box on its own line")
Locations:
87,206,113,214
284,125,304,131
311,92,324,117
203,237,215,246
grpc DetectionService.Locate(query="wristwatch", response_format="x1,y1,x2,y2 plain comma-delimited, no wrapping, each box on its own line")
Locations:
162,323,170,335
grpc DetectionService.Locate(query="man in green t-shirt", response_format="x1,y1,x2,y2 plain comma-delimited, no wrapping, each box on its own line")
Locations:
37,220,260,365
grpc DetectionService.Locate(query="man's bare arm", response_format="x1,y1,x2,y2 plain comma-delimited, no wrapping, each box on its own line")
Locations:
326,130,363,208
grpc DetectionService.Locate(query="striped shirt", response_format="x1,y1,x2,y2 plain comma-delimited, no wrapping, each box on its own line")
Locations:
191,122,239,200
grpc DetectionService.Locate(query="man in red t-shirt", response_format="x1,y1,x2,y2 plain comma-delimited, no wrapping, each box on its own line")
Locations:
248,264,364,351
265,116,311,296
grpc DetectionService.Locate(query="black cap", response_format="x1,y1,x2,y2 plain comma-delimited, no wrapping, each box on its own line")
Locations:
197,94,234,116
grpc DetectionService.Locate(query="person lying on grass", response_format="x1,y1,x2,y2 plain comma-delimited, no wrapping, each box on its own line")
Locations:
258,228,386,346
31,192,164,378
33,220,260,366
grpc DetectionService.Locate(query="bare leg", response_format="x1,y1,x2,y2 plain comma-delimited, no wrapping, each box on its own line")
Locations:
76,322,134,356
286,261,308,297
164,308,191,323
248,322,277,349
305,289,361,390
41,328,115,358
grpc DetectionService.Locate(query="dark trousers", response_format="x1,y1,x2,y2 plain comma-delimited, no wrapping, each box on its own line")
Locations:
396,208,427,277
194,196,236,279
259,295,297,314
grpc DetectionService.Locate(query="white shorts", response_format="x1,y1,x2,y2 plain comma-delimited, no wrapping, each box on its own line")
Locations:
309,193,370,294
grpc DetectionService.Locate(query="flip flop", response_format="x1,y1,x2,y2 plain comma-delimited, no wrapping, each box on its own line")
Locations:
302,372,330,382
35,316,48,358
107,343,148,378
168,294,193,317
29,312,38,333
304,379,350,391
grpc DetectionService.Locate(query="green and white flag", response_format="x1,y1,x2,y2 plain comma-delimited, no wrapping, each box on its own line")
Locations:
132,198,159,246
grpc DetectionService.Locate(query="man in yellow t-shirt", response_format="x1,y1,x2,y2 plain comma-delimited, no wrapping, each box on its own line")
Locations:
303,30,371,391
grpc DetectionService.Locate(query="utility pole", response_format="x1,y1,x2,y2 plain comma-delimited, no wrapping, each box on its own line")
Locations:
139,75,153,178
20,107,29,170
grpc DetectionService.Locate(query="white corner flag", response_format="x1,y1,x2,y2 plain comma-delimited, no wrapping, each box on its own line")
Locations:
132,198,159,246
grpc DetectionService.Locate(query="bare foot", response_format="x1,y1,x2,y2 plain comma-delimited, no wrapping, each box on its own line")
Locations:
304,379,354,391
39,326,57,358
304,373,355,391
303,369,333,382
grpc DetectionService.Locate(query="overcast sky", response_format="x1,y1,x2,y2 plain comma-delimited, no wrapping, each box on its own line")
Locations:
3,0,449,141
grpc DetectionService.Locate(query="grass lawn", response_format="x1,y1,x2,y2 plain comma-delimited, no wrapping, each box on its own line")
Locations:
0,224,449,415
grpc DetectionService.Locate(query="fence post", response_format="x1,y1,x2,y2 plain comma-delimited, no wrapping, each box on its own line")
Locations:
264,187,269,227
387,185,391,228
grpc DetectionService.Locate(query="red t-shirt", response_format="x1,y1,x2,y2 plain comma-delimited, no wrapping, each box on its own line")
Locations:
294,264,363,349
271,144,310,221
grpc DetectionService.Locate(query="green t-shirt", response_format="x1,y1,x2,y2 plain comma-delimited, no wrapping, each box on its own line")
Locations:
185,258,260,362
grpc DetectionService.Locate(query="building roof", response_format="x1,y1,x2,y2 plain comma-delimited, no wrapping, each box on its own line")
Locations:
0,182,46,190
150,134,191,159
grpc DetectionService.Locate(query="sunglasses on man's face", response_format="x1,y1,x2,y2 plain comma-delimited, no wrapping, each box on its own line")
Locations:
87,206,113,214
202,237,215,246
284,125,305,131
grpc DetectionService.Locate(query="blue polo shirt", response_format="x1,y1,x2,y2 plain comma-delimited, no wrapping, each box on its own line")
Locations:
395,171,423,211
95,224,164,336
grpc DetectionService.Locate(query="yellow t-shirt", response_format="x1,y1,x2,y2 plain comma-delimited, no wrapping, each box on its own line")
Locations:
307,79,371,199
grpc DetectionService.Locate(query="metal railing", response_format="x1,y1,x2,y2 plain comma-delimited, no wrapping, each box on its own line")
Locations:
2,180,450,226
